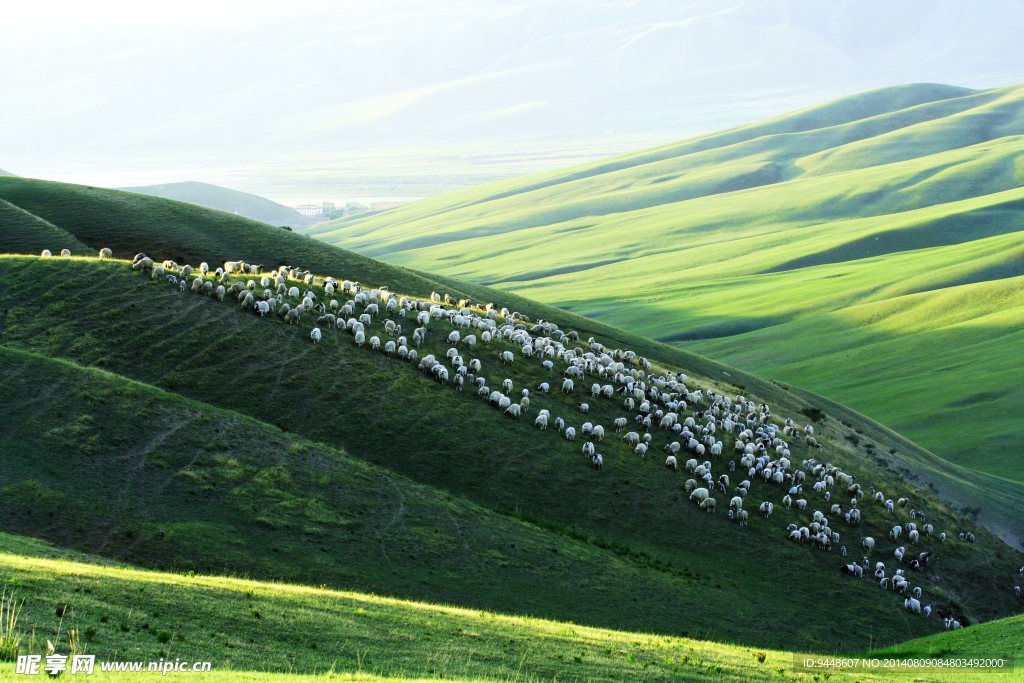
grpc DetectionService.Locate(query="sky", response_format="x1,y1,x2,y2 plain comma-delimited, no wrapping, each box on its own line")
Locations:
2,0,1023,203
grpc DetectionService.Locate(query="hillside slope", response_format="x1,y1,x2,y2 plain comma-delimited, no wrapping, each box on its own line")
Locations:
0,345,744,640
306,82,1024,485
2,255,1023,649
117,181,312,227
6,533,1017,682
0,176,1023,553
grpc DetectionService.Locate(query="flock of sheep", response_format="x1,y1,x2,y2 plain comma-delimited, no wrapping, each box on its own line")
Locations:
38,247,1022,626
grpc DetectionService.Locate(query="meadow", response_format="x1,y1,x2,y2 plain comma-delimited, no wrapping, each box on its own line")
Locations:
0,533,1020,682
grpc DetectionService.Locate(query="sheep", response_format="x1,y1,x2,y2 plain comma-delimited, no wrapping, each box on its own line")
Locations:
634,443,648,458
582,442,595,457
897,497,909,508
592,454,603,470
736,510,749,526
255,301,270,317
565,427,576,441
562,378,574,393
729,496,743,511
862,536,875,552
98,248,113,259
505,403,521,419
534,414,549,430
665,455,678,470
60,249,71,257
354,330,366,347
578,402,589,414
689,487,709,504
700,497,717,513
908,529,920,544
782,495,793,509
622,432,640,447
309,327,322,345
904,597,922,614
216,285,226,301
759,501,773,517
40,249,52,257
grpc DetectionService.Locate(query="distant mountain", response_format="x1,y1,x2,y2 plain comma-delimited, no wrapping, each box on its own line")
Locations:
118,181,311,227
0,168,15,177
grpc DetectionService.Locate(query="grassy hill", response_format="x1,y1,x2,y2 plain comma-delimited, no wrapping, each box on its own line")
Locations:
304,82,1024,487
0,532,1019,682
116,181,313,228
1,254,1022,651
0,178,1021,653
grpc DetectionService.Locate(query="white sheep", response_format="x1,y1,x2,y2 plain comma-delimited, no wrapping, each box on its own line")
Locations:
311,328,322,344
99,248,112,259
592,454,603,470
565,427,576,441
40,250,52,257
60,249,71,257
562,378,574,393
634,443,647,458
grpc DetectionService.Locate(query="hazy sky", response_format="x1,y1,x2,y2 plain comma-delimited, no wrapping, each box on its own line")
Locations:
3,0,1023,197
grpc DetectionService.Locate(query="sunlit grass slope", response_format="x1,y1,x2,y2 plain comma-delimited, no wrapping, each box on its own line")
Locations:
0,533,1019,682
2,255,1023,650
305,82,1024,486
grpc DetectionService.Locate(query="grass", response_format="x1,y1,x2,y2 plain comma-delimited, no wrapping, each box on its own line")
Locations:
0,255,1021,654
0,532,1019,682
301,81,1024,488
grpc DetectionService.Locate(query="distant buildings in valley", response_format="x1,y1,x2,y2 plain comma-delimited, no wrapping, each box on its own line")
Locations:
296,199,409,220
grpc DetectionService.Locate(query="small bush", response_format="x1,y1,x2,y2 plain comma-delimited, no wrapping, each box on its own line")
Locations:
801,407,825,422
754,651,767,663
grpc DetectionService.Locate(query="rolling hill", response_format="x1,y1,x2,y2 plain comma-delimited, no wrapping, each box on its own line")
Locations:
0,178,1021,667
3,532,1019,682
0,168,14,177
117,181,312,227
305,81,1024,490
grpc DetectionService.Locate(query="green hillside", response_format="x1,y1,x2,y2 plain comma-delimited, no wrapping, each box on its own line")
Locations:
305,82,1024,487
117,181,312,228
0,345,749,639
2,253,1022,647
4,533,1017,683
0,179,1021,654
